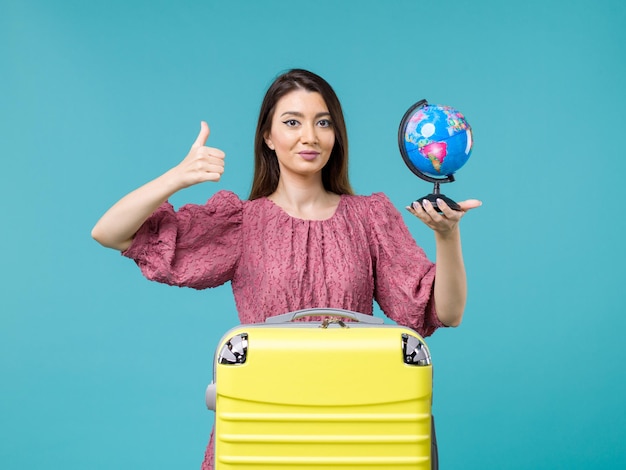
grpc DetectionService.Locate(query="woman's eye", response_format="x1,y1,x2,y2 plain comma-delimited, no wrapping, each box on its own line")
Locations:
317,119,332,128
283,119,299,127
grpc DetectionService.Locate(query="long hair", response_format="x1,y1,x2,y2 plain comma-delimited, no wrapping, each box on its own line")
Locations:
248,69,353,200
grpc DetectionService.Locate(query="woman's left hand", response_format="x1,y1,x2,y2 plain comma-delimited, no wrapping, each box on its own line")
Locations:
406,198,482,235
407,197,481,327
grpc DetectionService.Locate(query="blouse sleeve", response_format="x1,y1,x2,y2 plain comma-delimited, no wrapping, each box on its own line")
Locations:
122,190,243,290
368,192,444,337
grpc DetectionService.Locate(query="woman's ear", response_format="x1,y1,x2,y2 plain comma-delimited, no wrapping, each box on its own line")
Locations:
264,133,275,150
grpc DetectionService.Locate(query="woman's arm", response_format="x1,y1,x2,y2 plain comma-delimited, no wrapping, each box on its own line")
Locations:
91,122,225,251
406,198,481,326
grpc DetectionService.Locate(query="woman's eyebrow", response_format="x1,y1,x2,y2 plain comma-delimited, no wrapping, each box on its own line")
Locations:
280,111,331,118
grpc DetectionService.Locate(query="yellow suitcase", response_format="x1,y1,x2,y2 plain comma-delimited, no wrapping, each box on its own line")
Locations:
206,308,437,469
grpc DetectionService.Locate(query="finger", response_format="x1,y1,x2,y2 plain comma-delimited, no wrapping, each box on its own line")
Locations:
457,199,483,211
190,161,225,184
206,158,225,174
411,200,427,212
407,201,439,231
420,199,442,219
435,198,462,217
411,200,440,226
204,164,225,182
204,148,226,160
411,199,435,217
192,155,225,174
192,121,210,148
409,200,426,217
435,198,451,212
405,204,420,218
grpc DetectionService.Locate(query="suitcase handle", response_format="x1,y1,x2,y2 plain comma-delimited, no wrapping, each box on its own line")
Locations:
265,308,385,324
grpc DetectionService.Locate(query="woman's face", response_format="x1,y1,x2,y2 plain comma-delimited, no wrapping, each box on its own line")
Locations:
264,89,335,181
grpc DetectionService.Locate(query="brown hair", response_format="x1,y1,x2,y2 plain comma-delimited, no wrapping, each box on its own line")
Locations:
248,69,353,200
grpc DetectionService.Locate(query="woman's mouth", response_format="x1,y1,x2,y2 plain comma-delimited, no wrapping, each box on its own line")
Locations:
299,151,320,161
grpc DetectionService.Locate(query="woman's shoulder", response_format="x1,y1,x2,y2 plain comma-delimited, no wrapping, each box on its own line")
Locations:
342,192,396,212
171,190,244,224
341,192,409,237
208,189,243,205
197,189,244,214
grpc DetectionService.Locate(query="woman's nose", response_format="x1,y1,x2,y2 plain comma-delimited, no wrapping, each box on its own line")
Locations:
300,123,318,144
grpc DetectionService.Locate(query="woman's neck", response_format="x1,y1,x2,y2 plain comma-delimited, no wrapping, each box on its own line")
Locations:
268,179,340,220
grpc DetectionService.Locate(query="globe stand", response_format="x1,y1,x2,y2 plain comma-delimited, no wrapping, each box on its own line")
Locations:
416,180,461,213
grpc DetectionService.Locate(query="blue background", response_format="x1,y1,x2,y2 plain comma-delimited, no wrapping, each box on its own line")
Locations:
2,0,625,468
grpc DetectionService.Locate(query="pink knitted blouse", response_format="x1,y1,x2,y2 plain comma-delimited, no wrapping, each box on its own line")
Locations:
123,189,442,336
123,190,443,469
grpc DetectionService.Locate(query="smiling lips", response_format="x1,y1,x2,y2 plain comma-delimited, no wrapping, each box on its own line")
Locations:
298,151,320,161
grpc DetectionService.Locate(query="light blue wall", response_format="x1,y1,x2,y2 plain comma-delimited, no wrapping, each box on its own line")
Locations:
2,0,625,468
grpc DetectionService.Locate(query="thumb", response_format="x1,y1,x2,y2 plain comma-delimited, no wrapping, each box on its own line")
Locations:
458,199,483,211
192,121,210,148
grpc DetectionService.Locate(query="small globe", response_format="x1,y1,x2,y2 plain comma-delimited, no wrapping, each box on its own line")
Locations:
400,103,473,179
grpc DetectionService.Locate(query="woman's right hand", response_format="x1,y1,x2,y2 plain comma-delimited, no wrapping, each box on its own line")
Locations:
91,122,226,251
171,121,226,189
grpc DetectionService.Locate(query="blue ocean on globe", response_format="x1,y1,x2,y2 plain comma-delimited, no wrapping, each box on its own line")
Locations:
403,104,473,178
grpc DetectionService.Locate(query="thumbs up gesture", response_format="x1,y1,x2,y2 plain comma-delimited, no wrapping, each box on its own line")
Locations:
173,121,226,189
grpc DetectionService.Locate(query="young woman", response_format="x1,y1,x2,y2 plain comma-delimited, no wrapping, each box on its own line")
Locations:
91,69,481,468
